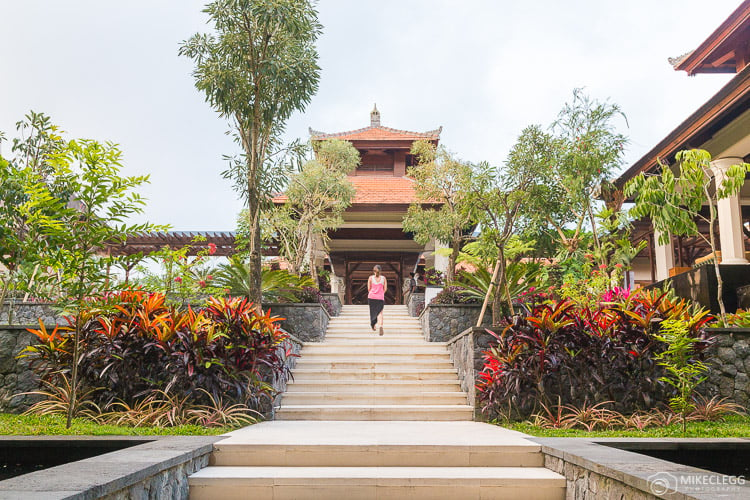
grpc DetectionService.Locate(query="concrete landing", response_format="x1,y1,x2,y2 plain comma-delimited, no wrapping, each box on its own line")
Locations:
189,421,566,499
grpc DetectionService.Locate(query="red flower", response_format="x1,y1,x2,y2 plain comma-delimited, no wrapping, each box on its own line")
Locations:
614,263,623,269
198,280,206,288
598,264,607,270
174,277,182,283
629,350,639,357
206,275,213,281
208,243,217,255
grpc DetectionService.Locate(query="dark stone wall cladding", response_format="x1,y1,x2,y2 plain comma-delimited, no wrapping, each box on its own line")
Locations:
407,293,425,317
419,304,491,342
104,453,210,500
265,303,330,342
0,326,43,412
322,293,342,317
701,329,750,410
544,455,658,500
270,335,302,415
0,302,59,326
447,327,496,410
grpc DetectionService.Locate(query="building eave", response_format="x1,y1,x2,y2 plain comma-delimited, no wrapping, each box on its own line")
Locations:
673,0,750,75
615,64,750,188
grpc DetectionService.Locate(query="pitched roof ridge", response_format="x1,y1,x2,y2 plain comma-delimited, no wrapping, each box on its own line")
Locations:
668,50,693,68
377,125,442,138
310,125,374,138
309,124,442,139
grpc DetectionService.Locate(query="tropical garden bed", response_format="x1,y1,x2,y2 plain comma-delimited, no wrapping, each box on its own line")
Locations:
508,415,750,438
0,413,231,436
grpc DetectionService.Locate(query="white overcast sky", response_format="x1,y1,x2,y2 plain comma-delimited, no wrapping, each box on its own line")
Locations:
0,0,740,231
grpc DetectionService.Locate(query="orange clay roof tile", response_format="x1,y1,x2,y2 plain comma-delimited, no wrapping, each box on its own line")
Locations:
272,176,422,205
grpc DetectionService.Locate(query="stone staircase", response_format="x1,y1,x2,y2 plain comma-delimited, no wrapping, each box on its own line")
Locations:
276,304,474,421
188,305,566,499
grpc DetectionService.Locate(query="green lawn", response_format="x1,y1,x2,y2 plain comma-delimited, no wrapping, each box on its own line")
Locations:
0,413,235,436
504,415,750,438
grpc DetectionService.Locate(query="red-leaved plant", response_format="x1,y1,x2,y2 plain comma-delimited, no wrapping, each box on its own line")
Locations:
21,290,296,412
476,288,714,420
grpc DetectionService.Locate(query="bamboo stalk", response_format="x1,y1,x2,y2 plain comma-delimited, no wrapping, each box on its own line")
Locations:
477,259,501,327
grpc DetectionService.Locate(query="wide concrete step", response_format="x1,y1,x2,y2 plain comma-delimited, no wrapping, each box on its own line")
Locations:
330,311,419,324
322,337,427,343
189,466,565,500
326,324,420,331
275,405,475,421
324,331,423,336
323,331,424,338
285,380,462,392
325,325,422,331
295,353,450,362
301,344,448,353
291,368,458,380
329,313,419,325
208,421,545,466
293,361,456,370
209,443,542,467
281,391,467,405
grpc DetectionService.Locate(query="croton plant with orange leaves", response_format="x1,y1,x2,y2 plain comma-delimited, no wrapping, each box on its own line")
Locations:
22,290,296,410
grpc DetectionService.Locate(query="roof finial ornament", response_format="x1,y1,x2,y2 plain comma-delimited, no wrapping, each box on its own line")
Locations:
370,103,380,127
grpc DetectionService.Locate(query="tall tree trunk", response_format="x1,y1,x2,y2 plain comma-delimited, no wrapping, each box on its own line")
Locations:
66,310,81,429
448,233,460,283
477,259,500,327
307,224,318,284
707,201,728,324
492,247,507,324
247,189,263,312
67,265,87,429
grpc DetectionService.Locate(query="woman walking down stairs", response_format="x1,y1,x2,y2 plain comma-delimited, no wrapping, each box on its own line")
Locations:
188,305,566,500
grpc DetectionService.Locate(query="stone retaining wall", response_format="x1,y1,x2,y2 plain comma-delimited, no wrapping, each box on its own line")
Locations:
0,325,43,412
270,333,302,416
536,438,750,499
0,436,219,499
419,304,490,342
322,293,342,316
407,293,424,317
265,303,330,342
0,302,59,326
701,328,750,410
446,326,497,410
543,454,658,500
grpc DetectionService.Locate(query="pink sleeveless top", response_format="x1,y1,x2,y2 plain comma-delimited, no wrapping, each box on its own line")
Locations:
368,276,385,300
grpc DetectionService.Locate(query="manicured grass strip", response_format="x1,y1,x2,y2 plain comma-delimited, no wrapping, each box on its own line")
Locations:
504,415,750,438
0,413,235,436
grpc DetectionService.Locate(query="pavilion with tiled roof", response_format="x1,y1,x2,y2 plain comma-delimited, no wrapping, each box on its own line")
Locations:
273,106,444,305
